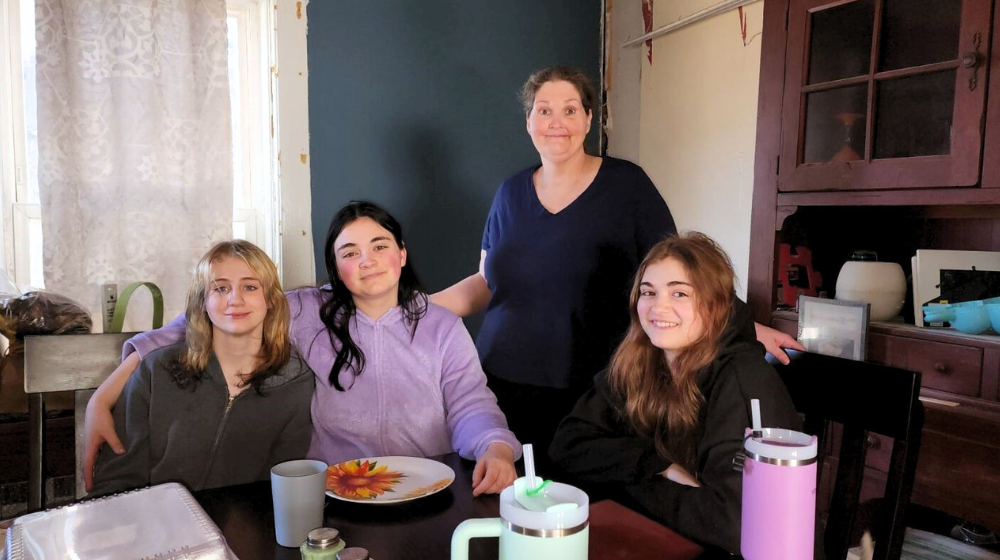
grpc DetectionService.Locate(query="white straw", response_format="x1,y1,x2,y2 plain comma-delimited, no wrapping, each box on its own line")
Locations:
751,399,762,436
523,444,536,491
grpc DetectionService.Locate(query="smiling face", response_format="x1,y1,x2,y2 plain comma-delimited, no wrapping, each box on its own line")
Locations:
205,255,268,340
333,217,407,315
526,80,592,163
636,257,706,364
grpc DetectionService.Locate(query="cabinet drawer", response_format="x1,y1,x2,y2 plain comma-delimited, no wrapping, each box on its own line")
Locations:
865,333,892,366
904,340,982,397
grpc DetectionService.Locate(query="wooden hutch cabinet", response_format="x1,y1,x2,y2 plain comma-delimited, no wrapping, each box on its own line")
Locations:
749,0,1000,531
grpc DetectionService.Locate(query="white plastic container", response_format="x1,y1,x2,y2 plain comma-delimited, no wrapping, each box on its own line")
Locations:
2,482,236,560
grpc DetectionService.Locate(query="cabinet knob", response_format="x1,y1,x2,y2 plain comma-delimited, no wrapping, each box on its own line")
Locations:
865,434,880,450
933,362,949,374
966,32,983,91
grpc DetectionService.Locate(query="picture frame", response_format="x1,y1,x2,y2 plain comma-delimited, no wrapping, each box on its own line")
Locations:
796,295,870,361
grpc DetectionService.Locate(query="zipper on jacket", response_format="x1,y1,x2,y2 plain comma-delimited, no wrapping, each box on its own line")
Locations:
198,390,248,489
375,321,388,455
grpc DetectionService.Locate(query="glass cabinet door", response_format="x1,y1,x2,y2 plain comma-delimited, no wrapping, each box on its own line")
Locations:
778,0,990,191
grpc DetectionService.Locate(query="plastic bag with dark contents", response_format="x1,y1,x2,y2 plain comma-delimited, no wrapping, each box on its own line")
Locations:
0,291,93,339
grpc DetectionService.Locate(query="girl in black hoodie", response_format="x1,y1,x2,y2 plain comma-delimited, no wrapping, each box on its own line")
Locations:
549,232,800,554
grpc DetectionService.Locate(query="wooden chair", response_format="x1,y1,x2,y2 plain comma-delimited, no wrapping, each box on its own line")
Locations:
22,333,133,510
766,350,924,560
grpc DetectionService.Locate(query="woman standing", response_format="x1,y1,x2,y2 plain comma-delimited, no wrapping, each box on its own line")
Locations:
433,66,800,453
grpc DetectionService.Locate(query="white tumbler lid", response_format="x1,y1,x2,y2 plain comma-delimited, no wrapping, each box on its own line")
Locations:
500,481,589,531
744,428,818,462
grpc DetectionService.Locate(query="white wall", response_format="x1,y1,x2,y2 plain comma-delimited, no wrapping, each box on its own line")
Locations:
605,0,644,162
610,0,764,298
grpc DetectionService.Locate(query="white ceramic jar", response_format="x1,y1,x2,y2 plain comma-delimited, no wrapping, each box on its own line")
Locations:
835,260,907,321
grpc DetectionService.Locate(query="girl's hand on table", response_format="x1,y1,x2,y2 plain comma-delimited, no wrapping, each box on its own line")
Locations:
472,442,516,496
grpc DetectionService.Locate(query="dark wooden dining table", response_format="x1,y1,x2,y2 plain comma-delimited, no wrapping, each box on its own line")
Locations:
194,453,707,560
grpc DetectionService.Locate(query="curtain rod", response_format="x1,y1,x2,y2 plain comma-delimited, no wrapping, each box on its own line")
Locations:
622,0,761,48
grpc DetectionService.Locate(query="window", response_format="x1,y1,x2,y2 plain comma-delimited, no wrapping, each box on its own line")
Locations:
0,0,41,288
0,0,307,290
227,0,280,258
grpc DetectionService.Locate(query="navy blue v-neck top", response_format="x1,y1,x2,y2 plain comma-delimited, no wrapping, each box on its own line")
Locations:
477,157,677,389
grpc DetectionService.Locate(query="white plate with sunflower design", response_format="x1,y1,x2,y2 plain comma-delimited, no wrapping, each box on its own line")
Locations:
325,456,456,504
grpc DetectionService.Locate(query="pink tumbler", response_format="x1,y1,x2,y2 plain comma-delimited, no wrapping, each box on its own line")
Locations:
740,427,818,560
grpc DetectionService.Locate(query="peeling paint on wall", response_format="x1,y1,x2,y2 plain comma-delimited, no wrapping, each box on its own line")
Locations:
738,7,762,47
641,0,653,64
738,7,747,44
604,0,614,92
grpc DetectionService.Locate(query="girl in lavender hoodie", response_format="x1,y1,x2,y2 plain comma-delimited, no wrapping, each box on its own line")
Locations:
84,202,520,497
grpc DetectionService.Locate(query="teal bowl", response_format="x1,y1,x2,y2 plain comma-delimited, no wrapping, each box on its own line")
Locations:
988,304,1000,334
923,304,955,324
953,305,991,335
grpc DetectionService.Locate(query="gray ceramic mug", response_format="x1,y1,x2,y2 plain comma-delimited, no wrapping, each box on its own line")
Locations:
270,459,328,547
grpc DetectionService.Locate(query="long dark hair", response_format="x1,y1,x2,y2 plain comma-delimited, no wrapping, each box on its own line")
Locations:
320,201,428,390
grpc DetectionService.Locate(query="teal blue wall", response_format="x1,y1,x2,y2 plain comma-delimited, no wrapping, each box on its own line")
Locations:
307,1,602,330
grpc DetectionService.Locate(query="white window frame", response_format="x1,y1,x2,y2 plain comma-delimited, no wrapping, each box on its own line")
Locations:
228,0,315,287
0,0,313,290
0,0,40,289
270,0,314,288
228,0,271,256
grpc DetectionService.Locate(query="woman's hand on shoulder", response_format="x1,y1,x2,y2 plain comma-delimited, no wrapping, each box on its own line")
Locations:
429,251,491,318
754,322,805,365
472,442,517,496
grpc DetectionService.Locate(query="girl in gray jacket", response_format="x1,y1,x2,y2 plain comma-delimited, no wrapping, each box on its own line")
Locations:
91,240,314,496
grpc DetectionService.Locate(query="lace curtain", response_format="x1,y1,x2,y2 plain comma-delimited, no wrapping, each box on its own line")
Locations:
35,0,232,332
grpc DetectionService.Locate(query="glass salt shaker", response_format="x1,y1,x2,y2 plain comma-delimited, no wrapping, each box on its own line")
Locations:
300,527,346,560
336,547,371,560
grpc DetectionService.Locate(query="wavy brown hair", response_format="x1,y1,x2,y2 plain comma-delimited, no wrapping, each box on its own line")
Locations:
174,240,291,393
519,66,597,118
608,232,737,471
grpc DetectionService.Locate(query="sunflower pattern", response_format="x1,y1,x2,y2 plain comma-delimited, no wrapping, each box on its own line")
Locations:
327,459,407,500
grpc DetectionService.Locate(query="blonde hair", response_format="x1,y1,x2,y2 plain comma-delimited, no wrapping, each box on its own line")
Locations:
608,232,736,471
175,240,291,392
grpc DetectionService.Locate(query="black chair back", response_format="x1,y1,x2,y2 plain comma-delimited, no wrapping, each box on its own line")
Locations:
766,350,923,560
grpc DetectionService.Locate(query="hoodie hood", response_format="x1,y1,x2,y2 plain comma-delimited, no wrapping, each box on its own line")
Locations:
696,298,764,390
